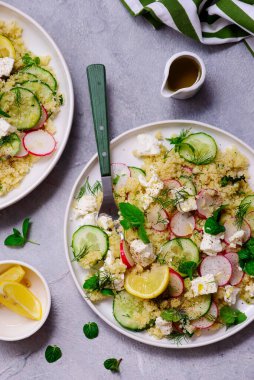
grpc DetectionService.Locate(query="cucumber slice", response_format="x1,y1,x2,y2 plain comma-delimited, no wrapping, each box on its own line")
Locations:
0,87,41,130
179,133,217,165
182,294,212,320
21,65,57,91
159,238,199,274
0,133,20,157
20,80,57,112
240,195,254,212
72,225,108,261
179,175,196,195
113,291,155,331
129,166,146,179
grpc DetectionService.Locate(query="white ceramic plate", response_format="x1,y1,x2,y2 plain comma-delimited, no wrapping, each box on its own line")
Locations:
0,2,74,210
64,120,254,348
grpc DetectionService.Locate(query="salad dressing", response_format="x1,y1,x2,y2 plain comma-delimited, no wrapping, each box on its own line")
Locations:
167,56,201,91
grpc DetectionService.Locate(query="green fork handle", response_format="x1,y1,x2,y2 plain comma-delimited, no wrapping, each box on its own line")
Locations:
87,64,111,177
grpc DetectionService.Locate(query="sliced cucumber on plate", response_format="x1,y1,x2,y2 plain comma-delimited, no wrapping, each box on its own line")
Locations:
129,166,146,180
113,290,155,331
20,80,57,112
21,65,57,91
182,294,212,320
179,175,196,195
0,133,20,158
179,132,217,165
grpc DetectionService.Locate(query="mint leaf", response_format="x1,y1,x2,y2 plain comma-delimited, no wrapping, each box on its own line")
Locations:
138,224,150,244
83,322,99,339
22,53,40,67
119,202,144,226
104,358,122,372
22,218,31,240
101,288,114,296
45,345,62,363
161,308,183,323
244,260,254,276
178,261,197,280
220,306,247,327
83,274,99,290
204,206,226,235
4,234,25,247
4,217,37,247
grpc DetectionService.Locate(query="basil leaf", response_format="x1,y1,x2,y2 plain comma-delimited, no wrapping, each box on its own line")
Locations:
83,322,99,339
220,306,247,327
22,217,31,240
45,345,62,363
104,358,122,372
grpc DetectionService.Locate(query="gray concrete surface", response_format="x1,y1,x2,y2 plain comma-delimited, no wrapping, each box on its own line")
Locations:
1,1,254,379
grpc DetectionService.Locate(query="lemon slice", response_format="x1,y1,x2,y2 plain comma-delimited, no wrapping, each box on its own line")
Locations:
0,35,15,58
0,265,25,283
0,281,42,320
124,265,170,299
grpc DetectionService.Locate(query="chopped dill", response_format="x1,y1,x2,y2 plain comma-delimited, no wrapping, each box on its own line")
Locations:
167,331,190,345
166,128,191,152
76,177,102,199
235,201,251,228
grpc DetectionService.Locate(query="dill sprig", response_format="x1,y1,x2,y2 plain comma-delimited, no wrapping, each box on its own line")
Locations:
166,128,191,152
72,243,93,262
156,211,168,226
76,177,102,199
167,331,190,345
13,88,22,108
235,201,251,228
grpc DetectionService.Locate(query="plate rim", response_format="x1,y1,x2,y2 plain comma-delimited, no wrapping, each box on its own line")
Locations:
0,1,74,210
64,119,254,348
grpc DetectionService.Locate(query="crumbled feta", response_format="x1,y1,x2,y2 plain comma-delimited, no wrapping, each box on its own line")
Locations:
155,317,173,336
228,230,245,248
224,285,240,305
104,250,115,267
112,273,125,291
74,195,97,217
171,186,197,213
97,214,113,230
0,118,15,138
130,239,156,267
246,284,254,298
136,134,161,156
80,212,98,226
200,232,224,256
191,274,218,297
139,171,164,210
0,57,14,78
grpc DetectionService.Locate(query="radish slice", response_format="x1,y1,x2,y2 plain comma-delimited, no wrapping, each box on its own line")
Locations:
196,189,220,219
31,105,48,130
120,240,134,268
191,302,218,329
200,255,232,286
23,130,56,157
168,269,184,297
182,165,193,174
170,212,195,237
224,252,244,286
15,134,28,158
147,204,169,232
224,218,250,245
111,163,130,192
163,179,181,190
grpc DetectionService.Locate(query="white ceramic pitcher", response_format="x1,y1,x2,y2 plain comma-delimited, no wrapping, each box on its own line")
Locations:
161,51,206,100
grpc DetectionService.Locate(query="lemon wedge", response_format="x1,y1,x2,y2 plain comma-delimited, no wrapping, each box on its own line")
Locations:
0,35,15,58
0,281,42,320
124,265,170,299
0,265,25,283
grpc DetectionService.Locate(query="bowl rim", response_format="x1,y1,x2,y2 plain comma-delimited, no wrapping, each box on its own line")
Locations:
0,259,51,341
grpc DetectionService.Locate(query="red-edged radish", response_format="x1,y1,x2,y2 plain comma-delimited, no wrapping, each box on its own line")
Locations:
224,252,244,286
31,105,48,130
15,135,28,158
120,240,134,268
200,255,232,286
163,179,181,190
147,204,169,232
182,165,193,174
196,189,220,219
191,302,218,329
170,212,195,237
224,218,250,245
23,130,56,157
168,269,184,297
111,163,130,192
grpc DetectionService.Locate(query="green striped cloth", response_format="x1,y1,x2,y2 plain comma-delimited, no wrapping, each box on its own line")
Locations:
121,0,254,53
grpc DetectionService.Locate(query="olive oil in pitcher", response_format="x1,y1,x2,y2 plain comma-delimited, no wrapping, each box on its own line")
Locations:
167,56,201,91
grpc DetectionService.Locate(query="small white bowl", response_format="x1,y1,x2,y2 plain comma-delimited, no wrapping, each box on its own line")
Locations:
0,260,51,341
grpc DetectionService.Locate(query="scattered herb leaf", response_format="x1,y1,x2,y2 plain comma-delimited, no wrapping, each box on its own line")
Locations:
167,331,190,345
76,177,102,199
204,205,226,235
166,129,191,152
119,202,150,243
4,218,39,247
0,108,10,118
22,53,40,66
221,175,246,187
104,358,122,372
236,201,251,228
161,308,186,323
178,261,197,280
238,237,254,275
220,306,247,327
83,322,99,339
45,345,62,363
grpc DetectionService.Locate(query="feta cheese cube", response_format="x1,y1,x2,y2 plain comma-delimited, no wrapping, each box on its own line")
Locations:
228,230,245,248
139,171,164,210
191,274,218,297
112,273,125,291
171,186,197,213
136,134,161,156
0,57,14,78
200,232,224,256
79,212,98,226
224,285,240,305
74,195,97,218
155,317,173,336
0,118,15,138
246,284,254,298
104,249,115,267
130,239,156,267
97,214,113,230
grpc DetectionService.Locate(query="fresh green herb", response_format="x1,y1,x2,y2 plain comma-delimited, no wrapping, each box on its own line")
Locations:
0,108,10,118
236,201,251,228
178,261,197,280
4,218,39,247
72,243,93,262
0,133,17,148
13,87,22,108
22,53,40,66
220,306,247,327
83,274,100,290
101,288,114,296
76,177,102,199
167,331,190,345
221,175,246,187
104,358,122,372
112,174,121,186
238,237,254,276
45,345,62,363
59,94,64,105
119,202,150,243
156,211,168,226
83,322,99,339
83,271,113,292
161,308,186,323
166,129,191,152
204,206,226,235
